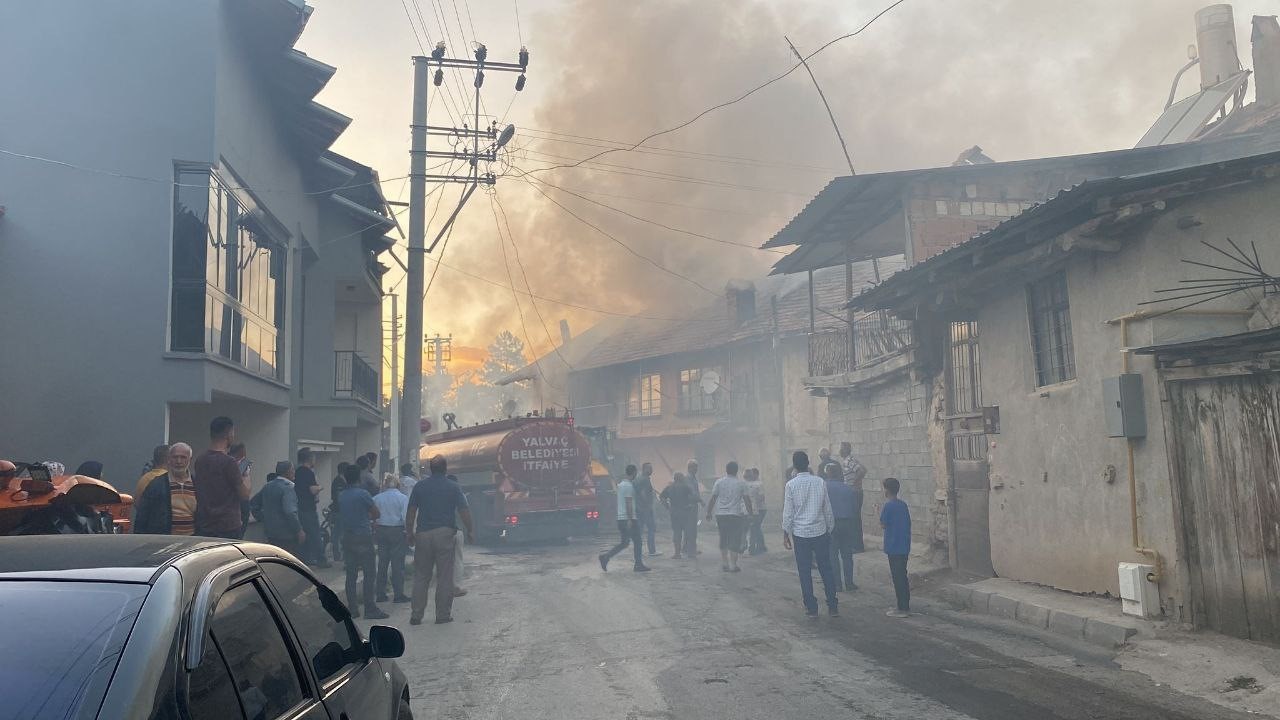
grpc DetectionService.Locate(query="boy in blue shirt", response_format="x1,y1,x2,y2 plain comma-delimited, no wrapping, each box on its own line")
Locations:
879,477,911,618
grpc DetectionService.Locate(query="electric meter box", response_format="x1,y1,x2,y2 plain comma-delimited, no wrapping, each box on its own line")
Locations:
1102,373,1146,438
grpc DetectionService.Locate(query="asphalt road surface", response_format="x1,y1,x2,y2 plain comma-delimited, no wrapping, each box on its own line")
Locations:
345,538,1257,720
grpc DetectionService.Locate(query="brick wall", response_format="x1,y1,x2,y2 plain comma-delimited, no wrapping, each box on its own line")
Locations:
827,370,941,549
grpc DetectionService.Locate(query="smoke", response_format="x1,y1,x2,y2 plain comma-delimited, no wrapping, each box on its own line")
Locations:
410,0,1272,353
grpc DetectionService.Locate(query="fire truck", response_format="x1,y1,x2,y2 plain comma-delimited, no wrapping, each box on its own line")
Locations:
421,417,599,543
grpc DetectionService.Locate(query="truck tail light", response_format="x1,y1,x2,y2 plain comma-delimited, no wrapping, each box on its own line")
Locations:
505,515,519,525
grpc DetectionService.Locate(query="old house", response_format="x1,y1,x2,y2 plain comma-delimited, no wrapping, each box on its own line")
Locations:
853,151,1280,641
0,1,394,488
565,263,892,510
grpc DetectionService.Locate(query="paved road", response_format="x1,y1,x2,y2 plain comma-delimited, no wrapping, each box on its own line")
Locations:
346,538,1255,720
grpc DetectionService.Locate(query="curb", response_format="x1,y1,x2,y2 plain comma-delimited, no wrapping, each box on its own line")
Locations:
938,584,1138,649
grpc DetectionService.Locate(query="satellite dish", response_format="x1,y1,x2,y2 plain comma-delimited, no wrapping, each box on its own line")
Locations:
699,370,721,395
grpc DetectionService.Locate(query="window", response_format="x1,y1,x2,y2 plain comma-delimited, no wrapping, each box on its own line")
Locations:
947,322,986,461
189,631,245,720
209,583,307,720
627,372,662,417
935,200,949,215
261,562,363,685
1027,272,1076,386
171,166,286,379
678,367,720,414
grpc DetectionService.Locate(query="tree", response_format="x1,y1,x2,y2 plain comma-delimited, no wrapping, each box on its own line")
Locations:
481,330,528,384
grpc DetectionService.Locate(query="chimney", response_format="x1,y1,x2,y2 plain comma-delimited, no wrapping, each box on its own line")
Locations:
1253,15,1280,107
558,319,571,346
725,280,757,327
1196,5,1241,89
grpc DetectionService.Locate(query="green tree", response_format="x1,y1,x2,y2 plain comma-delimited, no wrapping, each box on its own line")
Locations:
481,330,529,384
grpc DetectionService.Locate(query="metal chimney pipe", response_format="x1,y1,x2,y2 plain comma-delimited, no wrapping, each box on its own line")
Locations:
1253,15,1280,107
1196,4,1241,89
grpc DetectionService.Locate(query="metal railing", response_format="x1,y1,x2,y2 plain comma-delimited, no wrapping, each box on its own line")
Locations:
335,351,379,408
807,310,914,377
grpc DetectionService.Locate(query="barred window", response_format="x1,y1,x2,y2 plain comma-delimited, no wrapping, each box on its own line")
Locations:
1027,272,1075,387
628,373,662,417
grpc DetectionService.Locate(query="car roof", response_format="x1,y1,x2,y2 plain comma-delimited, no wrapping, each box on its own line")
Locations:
0,535,239,582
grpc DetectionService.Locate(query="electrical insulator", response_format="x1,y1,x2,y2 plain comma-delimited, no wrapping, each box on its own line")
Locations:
433,69,444,87
474,69,484,88
515,74,526,91
431,42,446,61
518,46,529,69
474,43,487,63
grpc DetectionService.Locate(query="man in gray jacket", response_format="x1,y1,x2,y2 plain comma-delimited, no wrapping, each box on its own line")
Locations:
260,461,305,556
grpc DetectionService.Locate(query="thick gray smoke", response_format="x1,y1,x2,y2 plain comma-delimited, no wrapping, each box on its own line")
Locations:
419,0,1270,352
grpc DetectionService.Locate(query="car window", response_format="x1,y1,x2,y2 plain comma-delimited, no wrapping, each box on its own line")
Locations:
0,580,147,720
210,582,307,720
189,631,245,720
260,561,364,684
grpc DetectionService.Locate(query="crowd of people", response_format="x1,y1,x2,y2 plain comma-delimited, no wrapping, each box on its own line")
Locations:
597,442,914,620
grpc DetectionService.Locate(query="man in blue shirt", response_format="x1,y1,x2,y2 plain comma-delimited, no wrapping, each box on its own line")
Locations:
879,477,912,617
405,455,475,625
338,464,388,619
373,474,411,605
822,461,859,592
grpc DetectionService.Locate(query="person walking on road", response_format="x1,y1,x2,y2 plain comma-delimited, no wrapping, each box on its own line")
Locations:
781,451,838,618
634,462,661,557
134,442,197,536
599,465,649,573
823,461,859,591
374,473,411,605
744,467,768,555
881,477,912,618
193,417,251,539
338,464,389,620
294,448,327,567
660,471,698,559
259,461,305,556
406,455,475,625
706,461,753,573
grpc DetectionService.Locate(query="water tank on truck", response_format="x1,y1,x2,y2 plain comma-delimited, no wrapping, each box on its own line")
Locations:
420,417,599,543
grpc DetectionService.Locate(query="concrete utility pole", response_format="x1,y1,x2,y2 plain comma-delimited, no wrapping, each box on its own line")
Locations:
398,43,528,470
389,292,400,464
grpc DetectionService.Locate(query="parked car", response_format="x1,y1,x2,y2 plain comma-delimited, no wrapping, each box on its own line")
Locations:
0,535,412,720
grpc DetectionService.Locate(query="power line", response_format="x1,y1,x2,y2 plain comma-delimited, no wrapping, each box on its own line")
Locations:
407,0,463,125
489,192,559,390
520,176,721,297
512,149,813,196
525,0,909,176
512,0,524,46
520,129,846,173
493,188,572,370
521,173,787,254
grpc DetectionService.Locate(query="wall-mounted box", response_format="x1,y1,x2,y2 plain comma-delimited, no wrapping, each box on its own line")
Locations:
1103,373,1146,438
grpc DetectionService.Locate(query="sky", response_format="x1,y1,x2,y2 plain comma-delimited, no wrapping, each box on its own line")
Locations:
295,0,1275,370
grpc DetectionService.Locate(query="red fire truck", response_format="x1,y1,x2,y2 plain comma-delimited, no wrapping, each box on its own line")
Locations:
420,417,599,543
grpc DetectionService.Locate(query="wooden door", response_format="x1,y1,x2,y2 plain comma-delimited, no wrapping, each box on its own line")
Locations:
1167,372,1280,642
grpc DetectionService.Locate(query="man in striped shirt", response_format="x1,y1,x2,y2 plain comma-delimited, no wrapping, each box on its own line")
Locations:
133,442,197,536
781,450,837,618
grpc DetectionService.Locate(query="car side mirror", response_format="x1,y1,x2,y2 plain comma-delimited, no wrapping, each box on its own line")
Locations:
368,625,405,659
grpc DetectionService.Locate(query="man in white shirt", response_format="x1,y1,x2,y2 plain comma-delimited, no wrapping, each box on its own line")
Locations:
781,450,838,618
706,461,753,572
373,474,411,604
598,465,651,573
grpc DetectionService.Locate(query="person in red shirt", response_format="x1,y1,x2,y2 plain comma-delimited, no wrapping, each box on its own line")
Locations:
193,416,251,538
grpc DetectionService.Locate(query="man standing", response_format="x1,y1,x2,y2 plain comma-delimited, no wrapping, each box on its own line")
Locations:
193,417,251,539
659,471,697,559
599,465,649,573
839,441,867,486
880,477,912,618
135,444,170,497
294,448,327,567
134,443,197,536
686,459,703,555
822,461,858,592
374,473,411,604
260,461,305,556
329,462,349,562
406,455,475,625
338,464,389,620
781,451,838,618
744,467,768,555
633,462,660,557
706,461,752,573
357,454,378,493
399,462,419,496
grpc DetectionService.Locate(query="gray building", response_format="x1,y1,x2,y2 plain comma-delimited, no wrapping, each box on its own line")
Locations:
0,0,392,490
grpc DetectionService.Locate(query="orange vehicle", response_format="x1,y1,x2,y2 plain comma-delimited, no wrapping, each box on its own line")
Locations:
0,464,133,535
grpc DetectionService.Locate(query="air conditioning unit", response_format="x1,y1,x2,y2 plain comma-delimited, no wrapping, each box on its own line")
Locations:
1118,562,1159,618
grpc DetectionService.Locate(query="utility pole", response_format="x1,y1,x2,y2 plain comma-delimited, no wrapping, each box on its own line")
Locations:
398,43,528,470
389,293,400,464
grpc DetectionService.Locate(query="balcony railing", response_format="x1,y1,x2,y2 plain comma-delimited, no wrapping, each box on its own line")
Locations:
807,310,914,377
335,351,380,408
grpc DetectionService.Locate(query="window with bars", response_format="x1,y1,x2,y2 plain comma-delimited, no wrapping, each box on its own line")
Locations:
677,367,720,414
947,321,987,461
627,372,662,418
1027,272,1076,387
